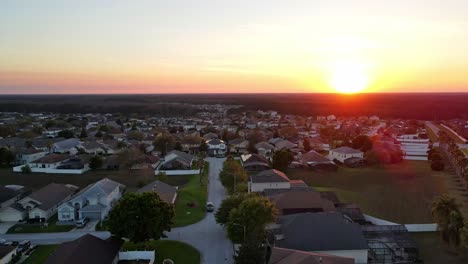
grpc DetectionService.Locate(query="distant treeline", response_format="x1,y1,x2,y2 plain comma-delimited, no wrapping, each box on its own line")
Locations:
0,93,466,119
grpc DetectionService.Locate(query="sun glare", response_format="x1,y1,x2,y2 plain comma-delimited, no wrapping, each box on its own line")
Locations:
329,60,370,94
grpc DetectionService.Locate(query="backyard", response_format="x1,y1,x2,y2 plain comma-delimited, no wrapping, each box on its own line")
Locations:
287,160,449,223
172,162,209,227
123,240,200,264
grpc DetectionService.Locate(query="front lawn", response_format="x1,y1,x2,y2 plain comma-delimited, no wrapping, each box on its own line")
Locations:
412,232,468,264
287,160,449,223
123,240,200,264
23,245,58,264
7,214,74,234
172,162,209,227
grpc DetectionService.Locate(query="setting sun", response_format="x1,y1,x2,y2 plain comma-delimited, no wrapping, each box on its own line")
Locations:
329,60,370,94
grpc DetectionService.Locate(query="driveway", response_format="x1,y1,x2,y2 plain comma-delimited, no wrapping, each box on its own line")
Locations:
0,222,15,234
165,157,234,264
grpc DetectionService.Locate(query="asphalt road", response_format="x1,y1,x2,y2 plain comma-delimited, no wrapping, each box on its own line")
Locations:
0,158,233,263
165,157,234,264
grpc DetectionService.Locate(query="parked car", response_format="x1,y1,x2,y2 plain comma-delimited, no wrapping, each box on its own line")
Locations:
206,202,214,212
3,241,19,246
75,218,89,228
17,240,31,254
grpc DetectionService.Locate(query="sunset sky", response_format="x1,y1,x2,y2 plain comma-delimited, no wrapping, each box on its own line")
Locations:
1,0,467,94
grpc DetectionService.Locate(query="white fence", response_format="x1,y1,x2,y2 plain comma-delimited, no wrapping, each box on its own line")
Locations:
155,169,200,176
13,165,89,174
119,251,155,264
403,156,428,161
364,214,438,232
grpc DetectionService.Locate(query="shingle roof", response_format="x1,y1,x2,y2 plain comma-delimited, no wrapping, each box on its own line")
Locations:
28,183,76,211
0,185,20,204
44,234,122,264
166,150,193,163
54,138,80,150
251,169,290,183
137,180,177,204
31,154,70,164
299,151,333,164
255,141,275,150
270,247,355,264
274,212,368,251
330,146,362,154
268,190,336,213
207,139,225,145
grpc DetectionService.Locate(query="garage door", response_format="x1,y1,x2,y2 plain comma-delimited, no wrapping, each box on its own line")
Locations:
81,212,101,220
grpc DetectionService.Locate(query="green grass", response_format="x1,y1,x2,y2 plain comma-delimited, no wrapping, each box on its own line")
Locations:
412,232,468,264
123,240,200,264
23,245,58,264
287,160,449,223
7,214,74,234
172,162,209,227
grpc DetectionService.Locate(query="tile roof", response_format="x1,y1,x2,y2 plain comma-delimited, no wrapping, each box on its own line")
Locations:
136,180,177,204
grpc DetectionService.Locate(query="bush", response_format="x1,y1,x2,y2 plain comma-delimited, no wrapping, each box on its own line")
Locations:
431,160,445,171
21,165,32,173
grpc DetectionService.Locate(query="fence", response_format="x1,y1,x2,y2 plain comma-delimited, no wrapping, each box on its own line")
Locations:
12,165,89,174
155,169,200,176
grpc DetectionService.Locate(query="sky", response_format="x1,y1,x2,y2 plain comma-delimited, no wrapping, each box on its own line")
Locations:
1,0,468,94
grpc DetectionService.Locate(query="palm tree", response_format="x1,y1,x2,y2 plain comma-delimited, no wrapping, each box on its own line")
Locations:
431,194,463,248
198,151,207,185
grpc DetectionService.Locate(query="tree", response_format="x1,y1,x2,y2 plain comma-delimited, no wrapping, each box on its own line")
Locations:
156,171,168,182
154,134,175,156
89,156,103,170
303,138,311,152
432,194,463,247
174,141,183,151
461,220,468,248
220,160,248,193
128,130,145,141
226,196,278,243
234,235,267,264
272,150,294,172
95,130,103,138
21,165,32,173
58,129,75,139
199,141,208,152
215,193,255,225
79,127,88,138
431,159,445,171
108,192,175,243
0,148,15,165
352,135,373,152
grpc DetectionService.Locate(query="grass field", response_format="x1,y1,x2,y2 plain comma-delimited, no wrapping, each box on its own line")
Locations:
172,162,209,227
7,214,73,234
287,160,449,223
23,245,58,264
123,240,200,264
412,232,468,264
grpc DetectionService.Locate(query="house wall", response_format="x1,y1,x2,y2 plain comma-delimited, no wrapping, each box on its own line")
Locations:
248,182,291,192
313,249,368,264
16,152,47,165
58,204,75,222
0,207,26,222
328,151,363,163
12,165,89,174
0,247,16,264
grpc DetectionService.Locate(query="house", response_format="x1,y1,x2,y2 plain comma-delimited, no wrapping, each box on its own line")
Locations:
270,212,368,264
255,141,275,158
136,180,178,204
19,154,91,174
249,169,291,193
269,247,355,264
203,132,218,140
328,147,363,163
58,178,125,222
0,246,17,264
17,183,77,222
44,234,122,264
15,148,47,165
28,154,71,169
80,141,106,155
271,139,297,152
298,151,337,171
228,138,249,154
52,138,81,154
206,139,227,157
308,137,330,151
268,190,336,216
0,186,26,222
158,150,194,170
241,153,271,172
181,136,202,154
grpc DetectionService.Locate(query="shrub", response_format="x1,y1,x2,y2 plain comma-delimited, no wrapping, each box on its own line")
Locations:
431,159,445,171
21,165,32,173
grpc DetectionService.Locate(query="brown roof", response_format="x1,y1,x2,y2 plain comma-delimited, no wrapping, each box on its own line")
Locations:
29,183,76,211
268,190,335,214
269,247,355,264
31,154,70,164
251,169,290,183
136,180,177,204
45,234,122,264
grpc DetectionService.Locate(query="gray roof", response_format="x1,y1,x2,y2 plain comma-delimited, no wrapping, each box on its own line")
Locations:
0,185,20,204
54,138,80,150
270,247,354,264
207,139,225,145
274,212,368,251
29,183,76,211
66,178,124,205
229,138,248,145
299,151,333,164
136,180,177,204
166,150,193,164
255,141,275,150
251,169,290,183
330,146,362,154
0,137,26,149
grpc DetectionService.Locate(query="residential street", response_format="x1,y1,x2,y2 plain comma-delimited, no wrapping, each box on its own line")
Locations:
0,158,233,264
165,157,234,264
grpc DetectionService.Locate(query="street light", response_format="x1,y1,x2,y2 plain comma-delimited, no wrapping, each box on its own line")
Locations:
232,223,246,242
